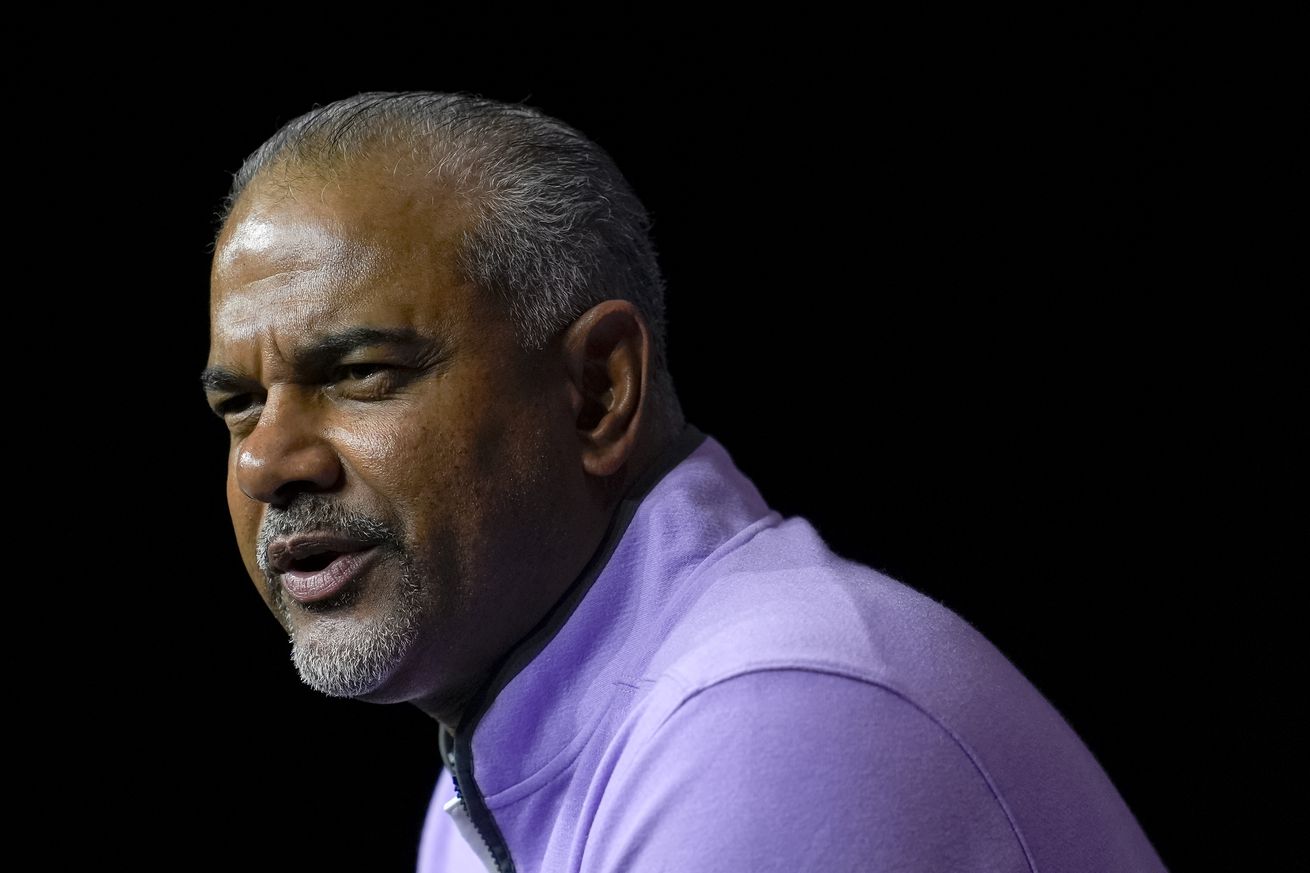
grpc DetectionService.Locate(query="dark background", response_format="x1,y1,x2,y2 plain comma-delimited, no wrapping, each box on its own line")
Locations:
75,20,1289,873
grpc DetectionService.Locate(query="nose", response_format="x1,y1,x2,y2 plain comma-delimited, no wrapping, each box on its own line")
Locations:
234,387,342,506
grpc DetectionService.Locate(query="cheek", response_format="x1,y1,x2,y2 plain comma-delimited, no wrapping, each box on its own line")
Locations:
325,419,404,480
226,467,264,576
330,419,432,518
327,410,471,504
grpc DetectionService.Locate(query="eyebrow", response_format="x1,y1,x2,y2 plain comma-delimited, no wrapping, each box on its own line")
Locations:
199,366,255,394
200,326,440,394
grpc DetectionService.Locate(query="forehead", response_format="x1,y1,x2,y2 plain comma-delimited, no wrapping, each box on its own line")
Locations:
209,165,477,355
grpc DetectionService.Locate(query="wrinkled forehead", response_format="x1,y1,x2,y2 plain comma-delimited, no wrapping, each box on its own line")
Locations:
211,206,381,337
209,169,473,343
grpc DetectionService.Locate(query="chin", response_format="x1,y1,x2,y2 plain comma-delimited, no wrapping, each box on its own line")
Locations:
287,608,422,701
276,552,431,701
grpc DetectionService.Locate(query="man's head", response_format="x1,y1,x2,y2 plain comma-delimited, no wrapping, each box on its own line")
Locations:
203,92,683,727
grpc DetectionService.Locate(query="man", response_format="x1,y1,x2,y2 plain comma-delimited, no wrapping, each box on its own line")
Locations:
204,91,1168,872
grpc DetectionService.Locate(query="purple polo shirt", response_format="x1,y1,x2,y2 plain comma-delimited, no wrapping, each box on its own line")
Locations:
418,423,1168,872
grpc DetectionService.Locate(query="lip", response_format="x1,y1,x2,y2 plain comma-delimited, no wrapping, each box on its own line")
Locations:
265,532,382,606
267,533,378,574
279,546,380,605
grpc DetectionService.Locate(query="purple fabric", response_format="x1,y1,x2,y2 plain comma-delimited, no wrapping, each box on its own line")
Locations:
418,429,1168,872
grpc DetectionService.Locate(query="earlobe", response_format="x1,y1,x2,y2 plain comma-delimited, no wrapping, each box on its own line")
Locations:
561,301,649,479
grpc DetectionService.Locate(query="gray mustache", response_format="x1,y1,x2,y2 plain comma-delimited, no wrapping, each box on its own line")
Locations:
255,498,400,575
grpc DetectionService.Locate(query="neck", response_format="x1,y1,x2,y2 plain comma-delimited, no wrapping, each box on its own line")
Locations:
419,413,688,733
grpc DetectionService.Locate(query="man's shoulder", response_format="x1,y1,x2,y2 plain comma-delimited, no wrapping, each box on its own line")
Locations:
638,513,1008,702
590,639,1036,872
629,429,1035,728
590,514,1167,873
625,510,1092,804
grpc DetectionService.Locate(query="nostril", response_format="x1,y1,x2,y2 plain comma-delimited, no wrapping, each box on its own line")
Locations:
272,480,321,506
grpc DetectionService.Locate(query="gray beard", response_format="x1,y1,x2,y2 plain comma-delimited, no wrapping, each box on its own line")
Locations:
271,551,425,698
255,498,425,699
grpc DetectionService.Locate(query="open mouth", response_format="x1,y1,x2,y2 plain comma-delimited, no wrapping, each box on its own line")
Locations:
288,550,342,573
267,534,381,605
281,547,379,604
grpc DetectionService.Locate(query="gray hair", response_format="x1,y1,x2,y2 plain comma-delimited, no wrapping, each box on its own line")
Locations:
217,90,679,415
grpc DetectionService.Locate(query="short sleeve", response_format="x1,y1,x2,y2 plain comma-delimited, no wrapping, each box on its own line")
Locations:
581,669,1031,873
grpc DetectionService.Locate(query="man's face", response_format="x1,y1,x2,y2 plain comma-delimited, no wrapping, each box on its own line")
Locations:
205,162,574,714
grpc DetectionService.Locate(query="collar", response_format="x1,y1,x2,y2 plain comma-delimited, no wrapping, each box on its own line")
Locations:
442,419,712,776
441,421,740,864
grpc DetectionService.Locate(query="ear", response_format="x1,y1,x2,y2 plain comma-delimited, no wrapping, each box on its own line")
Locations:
561,300,650,479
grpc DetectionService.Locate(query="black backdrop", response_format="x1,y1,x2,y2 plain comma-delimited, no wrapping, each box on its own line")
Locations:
77,23,1290,873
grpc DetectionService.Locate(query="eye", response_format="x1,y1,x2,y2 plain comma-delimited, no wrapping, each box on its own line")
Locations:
326,363,404,400
214,394,255,417
334,363,392,382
